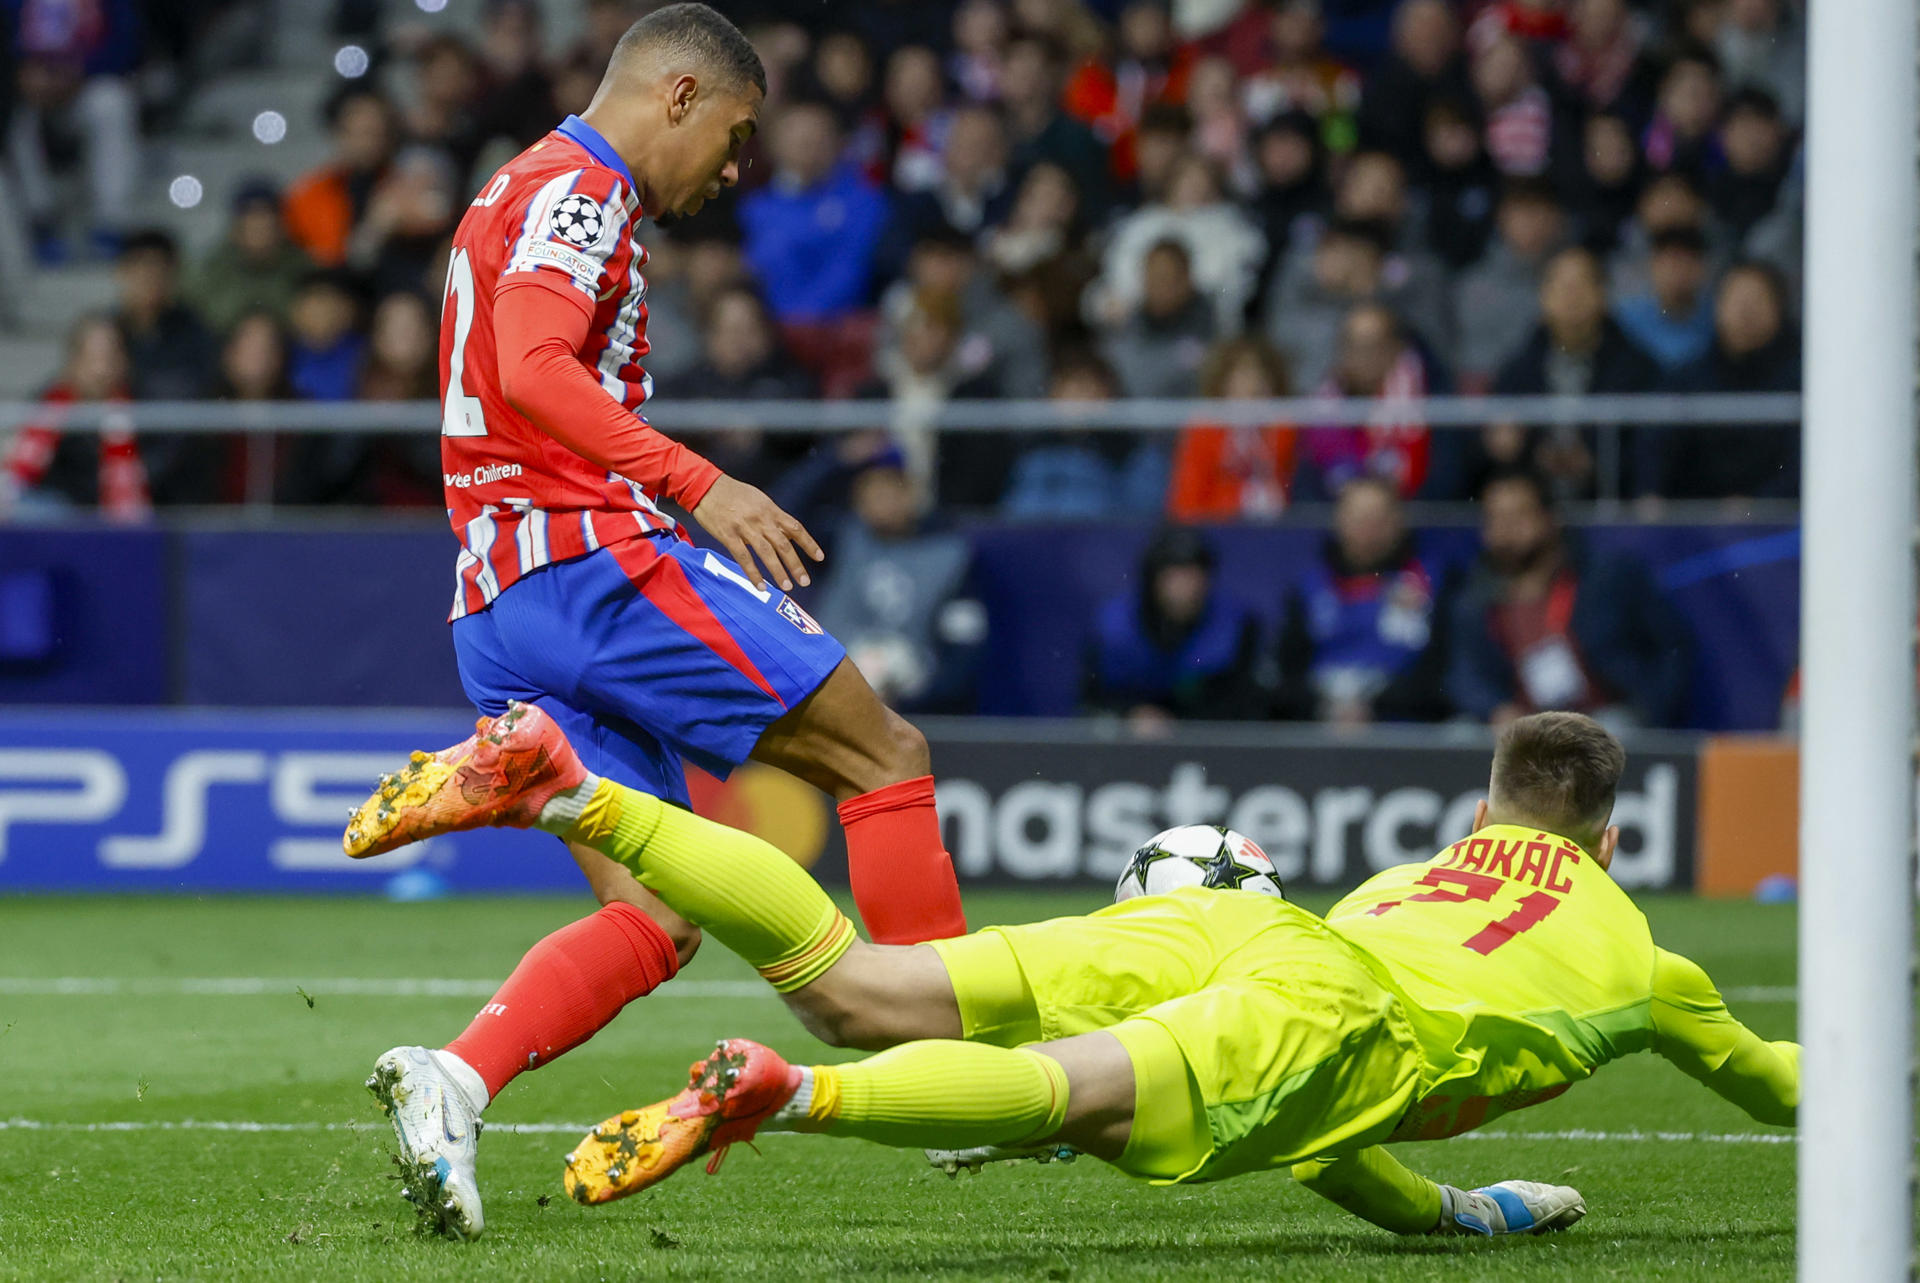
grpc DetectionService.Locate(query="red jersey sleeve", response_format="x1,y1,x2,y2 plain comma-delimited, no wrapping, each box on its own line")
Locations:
493,276,722,508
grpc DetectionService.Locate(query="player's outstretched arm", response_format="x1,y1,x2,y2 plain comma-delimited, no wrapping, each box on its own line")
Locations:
1291,1147,1587,1237
1649,947,1799,1127
493,278,824,593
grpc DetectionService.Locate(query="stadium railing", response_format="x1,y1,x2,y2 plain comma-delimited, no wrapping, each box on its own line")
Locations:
0,391,1804,512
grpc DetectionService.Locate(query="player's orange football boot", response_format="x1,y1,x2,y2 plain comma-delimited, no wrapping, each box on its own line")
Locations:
563,1038,801,1205
342,701,587,858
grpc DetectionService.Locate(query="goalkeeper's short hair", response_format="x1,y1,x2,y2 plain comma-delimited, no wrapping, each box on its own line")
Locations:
1489,712,1626,843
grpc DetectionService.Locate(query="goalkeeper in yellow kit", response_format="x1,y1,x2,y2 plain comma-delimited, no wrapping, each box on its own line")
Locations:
344,705,1797,1237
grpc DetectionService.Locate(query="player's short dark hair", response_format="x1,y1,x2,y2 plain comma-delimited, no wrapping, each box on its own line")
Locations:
1490,712,1626,842
614,3,766,96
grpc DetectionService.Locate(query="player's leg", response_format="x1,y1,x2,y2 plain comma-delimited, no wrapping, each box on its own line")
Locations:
1292,1148,1588,1237
585,538,964,945
746,656,966,944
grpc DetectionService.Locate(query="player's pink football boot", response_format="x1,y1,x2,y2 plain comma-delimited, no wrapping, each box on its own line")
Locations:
563,1039,801,1205
342,701,587,857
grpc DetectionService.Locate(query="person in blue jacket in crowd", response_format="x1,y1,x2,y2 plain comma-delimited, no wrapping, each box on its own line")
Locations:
1273,475,1453,724
1447,466,1692,729
1083,525,1267,728
737,98,891,323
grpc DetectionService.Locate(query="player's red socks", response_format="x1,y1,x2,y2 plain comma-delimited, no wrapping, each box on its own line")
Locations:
445,901,679,1100
838,775,967,945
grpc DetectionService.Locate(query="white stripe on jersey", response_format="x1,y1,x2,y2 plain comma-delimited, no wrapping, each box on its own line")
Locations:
512,505,550,573
596,250,647,400
465,508,502,602
580,510,600,551
450,547,479,620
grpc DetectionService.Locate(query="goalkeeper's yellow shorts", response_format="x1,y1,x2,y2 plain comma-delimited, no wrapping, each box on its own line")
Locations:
929,887,1424,1184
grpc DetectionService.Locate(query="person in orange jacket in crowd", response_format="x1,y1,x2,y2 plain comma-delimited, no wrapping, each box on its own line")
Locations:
1168,336,1298,522
282,85,400,267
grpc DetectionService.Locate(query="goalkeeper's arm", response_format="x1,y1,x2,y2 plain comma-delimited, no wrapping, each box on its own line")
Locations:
1649,946,1798,1126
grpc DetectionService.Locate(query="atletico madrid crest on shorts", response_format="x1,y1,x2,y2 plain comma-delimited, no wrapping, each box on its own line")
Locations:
778,596,823,635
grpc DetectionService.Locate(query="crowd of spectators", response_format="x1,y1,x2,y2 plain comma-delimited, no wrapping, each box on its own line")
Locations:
1,0,1806,517
1086,470,1693,730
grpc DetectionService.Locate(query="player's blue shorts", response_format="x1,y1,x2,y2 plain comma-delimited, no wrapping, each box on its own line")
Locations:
451,534,846,806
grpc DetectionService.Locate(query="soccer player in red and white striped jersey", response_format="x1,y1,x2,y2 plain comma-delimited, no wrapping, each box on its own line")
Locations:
367,5,967,1240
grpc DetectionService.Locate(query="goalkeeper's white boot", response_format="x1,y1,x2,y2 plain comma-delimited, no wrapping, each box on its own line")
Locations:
367,1046,487,1240
925,1143,1080,1176
1437,1180,1586,1236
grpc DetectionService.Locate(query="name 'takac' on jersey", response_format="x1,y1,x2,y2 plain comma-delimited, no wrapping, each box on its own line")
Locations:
440,119,682,621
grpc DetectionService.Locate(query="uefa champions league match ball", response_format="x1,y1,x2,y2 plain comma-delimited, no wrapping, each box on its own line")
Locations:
1114,825,1287,903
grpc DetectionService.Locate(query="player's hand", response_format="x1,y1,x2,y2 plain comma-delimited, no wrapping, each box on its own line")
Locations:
690,475,824,593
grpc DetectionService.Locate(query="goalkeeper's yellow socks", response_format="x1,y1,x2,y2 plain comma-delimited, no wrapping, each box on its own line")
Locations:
767,1041,1070,1150
561,778,854,993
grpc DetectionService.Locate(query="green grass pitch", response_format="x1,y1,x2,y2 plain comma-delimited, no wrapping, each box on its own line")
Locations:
0,891,1795,1282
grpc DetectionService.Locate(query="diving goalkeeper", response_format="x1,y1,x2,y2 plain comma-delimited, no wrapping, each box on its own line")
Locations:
344,707,1797,1237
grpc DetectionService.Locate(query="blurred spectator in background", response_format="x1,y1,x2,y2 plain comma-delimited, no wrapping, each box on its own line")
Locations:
1606,172,1721,318
1102,238,1216,399
859,286,998,497
284,85,398,268
740,98,892,322
637,226,746,387
1643,260,1800,503
1470,28,1552,178
1642,45,1722,179
1707,88,1791,247
402,34,485,192
285,270,364,403
1328,149,1450,352
470,0,555,159
1552,0,1652,119
1566,111,1644,253
1001,35,1109,211
884,225,1047,402
1062,0,1186,186
1712,0,1803,124
1357,0,1469,168
1414,97,1498,271
880,44,949,192
355,290,441,506
213,310,293,506
1476,245,1660,501
950,0,1009,103
807,31,884,171
188,179,314,336
1182,54,1251,183
1248,111,1329,287
5,0,140,260
809,445,988,713
1167,336,1297,521
1449,466,1690,729
1450,178,1563,387
1237,0,1361,144
1266,218,1388,389
879,103,1013,276
1298,302,1441,500
1613,224,1714,373
1,313,144,519
1093,152,1263,335
350,145,457,298
678,283,819,490
1084,525,1267,729
1274,474,1450,724
114,228,213,401
1118,101,1192,211
1002,351,1163,517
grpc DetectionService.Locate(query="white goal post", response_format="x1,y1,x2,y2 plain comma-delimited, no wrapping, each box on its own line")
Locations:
1798,0,1918,1278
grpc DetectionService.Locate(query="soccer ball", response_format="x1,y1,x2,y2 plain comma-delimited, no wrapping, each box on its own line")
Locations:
549,194,606,247
1114,825,1286,903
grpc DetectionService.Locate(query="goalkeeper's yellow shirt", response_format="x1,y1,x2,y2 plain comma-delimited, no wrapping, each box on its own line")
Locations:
1326,823,1798,1140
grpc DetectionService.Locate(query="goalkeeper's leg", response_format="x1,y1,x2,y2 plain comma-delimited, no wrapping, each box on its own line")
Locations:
1292,1147,1587,1236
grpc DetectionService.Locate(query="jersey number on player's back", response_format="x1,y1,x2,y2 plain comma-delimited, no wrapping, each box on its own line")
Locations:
442,247,487,438
1365,868,1562,956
